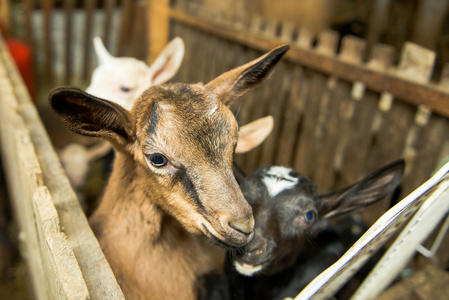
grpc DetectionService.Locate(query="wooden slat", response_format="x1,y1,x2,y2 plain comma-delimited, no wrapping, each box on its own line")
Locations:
275,66,307,167
22,0,34,50
411,0,449,50
258,61,291,166
82,0,97,82
293,72,328,176
130,1,148,60
0,36,125,299
147,0,170,62
46,233,90,300
64,0,75,85
169,10,449,118
102,0,117,49
117,0,134,57
257,19,291,167
43,0,54,85
366,0,392,52
309,31,343,190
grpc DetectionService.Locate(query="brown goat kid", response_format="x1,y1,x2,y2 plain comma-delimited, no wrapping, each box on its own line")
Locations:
49,45,289,300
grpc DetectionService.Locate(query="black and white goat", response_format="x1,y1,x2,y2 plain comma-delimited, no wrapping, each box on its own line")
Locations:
226,160,405,300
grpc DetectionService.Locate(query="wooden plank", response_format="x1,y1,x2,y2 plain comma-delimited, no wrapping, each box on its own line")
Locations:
257,19,291,167
275,66,307,167
33,186,60,236
169,9,449,118
22,0,35,50
404,115,449,195
63,0,75,85
0,37,125,299
332,40,383,190
46,233,90,300
102,0,117,49
362,101,415,225
293,71,328,177
411,0,449,50
258,61,291,166
0,84,51,299
117,0,134,57
43,0,54,85
82,0,97,81
1,49,90,299
309,31,344,190
147,0,170,63
366,0,392,52
130,1,148,60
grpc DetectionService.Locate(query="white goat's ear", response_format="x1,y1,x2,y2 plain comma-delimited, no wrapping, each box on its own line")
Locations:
236,116,274,153
93,36,114,65
147,37,185,86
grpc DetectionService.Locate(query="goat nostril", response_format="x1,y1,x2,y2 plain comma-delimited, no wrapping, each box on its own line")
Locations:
228,219,254,236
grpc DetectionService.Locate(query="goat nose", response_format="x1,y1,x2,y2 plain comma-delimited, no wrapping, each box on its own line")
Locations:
228,215,255,236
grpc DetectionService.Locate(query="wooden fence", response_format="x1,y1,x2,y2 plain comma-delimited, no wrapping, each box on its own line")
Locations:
0,36,124,300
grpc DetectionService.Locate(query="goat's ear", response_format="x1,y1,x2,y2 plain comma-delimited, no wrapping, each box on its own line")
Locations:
205,45,289,106
49,87,135,149
319,160,405,219
147,37,185,86
93,36,115,65
236,116,274,153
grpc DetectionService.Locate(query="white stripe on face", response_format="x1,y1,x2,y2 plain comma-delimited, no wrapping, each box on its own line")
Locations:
262,166,298,197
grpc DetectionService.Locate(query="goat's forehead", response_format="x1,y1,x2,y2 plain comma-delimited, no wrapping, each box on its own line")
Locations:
260,166,300,197
136,84,223,116
135,84,238,157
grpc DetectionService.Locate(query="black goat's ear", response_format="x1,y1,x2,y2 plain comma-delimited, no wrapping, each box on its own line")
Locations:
319,160,405,219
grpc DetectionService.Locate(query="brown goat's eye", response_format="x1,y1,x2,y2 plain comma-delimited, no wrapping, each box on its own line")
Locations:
148,153,168,167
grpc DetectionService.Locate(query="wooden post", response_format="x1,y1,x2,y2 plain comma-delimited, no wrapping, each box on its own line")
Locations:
0,0,11,36
411,0,449,50
147,0,170,63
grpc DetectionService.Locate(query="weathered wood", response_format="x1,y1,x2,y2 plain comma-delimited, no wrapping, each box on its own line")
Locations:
102,0,116,49
293,72,327,176
130,1,148,60
0,0,11,36
0,37,125,299
33,186,60,237
22,0,34,50
378,264,449,300
366,0,392,53
64,0,75,85
42,0,54,85
147,0,170,63
82,0,97,81
116,0,134,57
170,10,449,118
258,19,291,167
275,66,307,167
46,233,90,300
411,0,449,50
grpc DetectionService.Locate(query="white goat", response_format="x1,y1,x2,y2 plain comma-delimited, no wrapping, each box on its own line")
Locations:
59,36,185,194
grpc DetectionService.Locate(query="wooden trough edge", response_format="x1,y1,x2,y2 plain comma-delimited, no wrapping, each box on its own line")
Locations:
0,36,124,299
